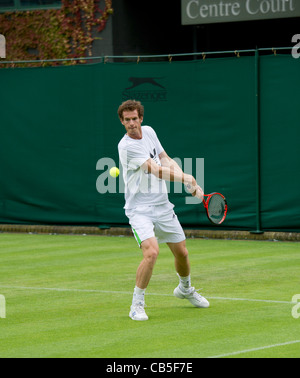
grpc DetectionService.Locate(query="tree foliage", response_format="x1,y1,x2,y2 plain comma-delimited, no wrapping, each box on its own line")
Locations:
0,0,113,67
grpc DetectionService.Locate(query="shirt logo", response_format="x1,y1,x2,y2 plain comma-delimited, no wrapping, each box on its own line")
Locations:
150,148,160,166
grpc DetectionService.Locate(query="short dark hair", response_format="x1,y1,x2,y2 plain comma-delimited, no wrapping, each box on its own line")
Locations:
118,100,144,120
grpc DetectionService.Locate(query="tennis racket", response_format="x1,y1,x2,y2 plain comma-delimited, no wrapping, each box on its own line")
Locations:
203,192,228,225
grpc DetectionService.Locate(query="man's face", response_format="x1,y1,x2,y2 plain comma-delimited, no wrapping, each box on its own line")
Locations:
121,109,143,139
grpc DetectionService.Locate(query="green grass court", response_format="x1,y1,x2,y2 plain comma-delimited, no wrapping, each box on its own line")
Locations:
0,232,299,358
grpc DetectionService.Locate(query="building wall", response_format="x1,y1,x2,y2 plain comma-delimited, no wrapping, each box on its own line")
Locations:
110,0,299,56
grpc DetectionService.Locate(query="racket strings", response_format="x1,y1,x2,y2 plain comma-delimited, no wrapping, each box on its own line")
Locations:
207,194,226,223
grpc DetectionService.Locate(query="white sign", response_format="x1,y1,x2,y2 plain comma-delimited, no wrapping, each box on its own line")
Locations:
182,0,300,25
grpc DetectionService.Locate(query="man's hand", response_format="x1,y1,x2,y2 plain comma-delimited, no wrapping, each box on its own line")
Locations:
186,183,204,201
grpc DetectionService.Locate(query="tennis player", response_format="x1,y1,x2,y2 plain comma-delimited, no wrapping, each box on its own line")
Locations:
118,100,209,321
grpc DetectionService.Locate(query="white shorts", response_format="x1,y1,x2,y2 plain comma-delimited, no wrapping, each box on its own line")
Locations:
125,202,186,247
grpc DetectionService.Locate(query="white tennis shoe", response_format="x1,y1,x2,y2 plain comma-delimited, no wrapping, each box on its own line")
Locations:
174,286,210,308
129,302,148,321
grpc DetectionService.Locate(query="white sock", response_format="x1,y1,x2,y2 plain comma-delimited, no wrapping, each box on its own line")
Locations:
132,286,146,305
178,274,191,292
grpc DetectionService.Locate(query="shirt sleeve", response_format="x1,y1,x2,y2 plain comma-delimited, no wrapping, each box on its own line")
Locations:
119,142,149,171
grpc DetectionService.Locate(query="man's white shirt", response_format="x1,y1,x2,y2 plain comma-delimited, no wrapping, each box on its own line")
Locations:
118,126,169,209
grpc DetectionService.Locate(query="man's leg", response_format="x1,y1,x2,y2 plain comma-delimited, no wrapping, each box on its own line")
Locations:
129,237,159,321
136,237,159,289
168,241,210,308
167,240,190,278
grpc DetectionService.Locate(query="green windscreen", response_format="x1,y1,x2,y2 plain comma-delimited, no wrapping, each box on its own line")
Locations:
0,54,299,232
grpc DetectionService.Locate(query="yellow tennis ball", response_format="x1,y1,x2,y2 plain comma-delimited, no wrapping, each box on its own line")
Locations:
109,167,119,178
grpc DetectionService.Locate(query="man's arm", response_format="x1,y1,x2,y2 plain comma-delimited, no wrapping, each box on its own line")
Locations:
142,151,203,199
159,150,185,177
142,156,192,185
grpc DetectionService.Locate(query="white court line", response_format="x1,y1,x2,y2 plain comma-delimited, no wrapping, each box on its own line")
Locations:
1,284,297,358
0,285,296,304
206,340,300,358
206,296,294,305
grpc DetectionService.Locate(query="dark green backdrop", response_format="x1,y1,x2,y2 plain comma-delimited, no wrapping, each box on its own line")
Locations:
0,54,299,231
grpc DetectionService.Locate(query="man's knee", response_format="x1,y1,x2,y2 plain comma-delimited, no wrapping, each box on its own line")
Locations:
142,239,159,264
181,247,189,259
168,241,189,259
